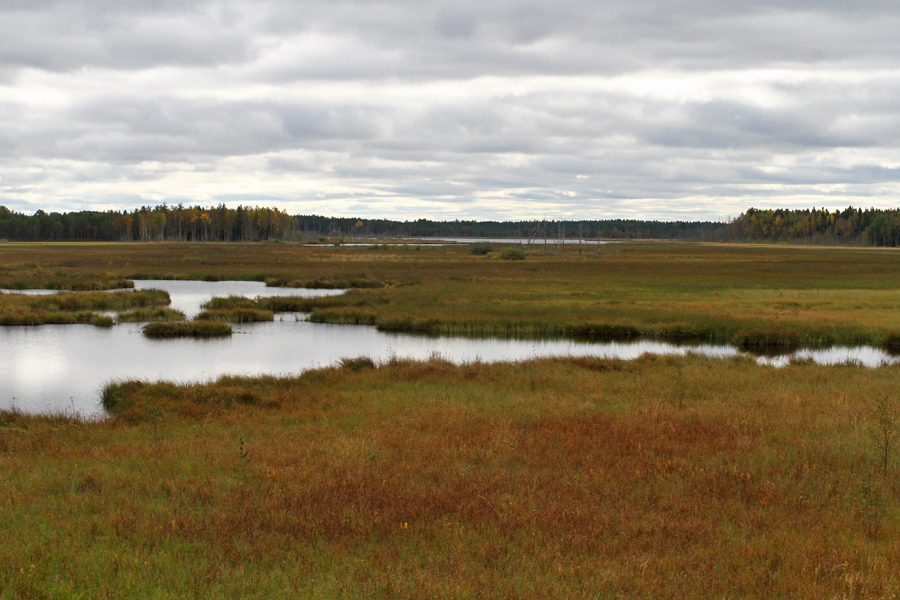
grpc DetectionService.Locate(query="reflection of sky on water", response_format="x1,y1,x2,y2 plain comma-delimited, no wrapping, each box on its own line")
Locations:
1,289,58,296
131,280,341,318
758,346,893,368
1,280,897,416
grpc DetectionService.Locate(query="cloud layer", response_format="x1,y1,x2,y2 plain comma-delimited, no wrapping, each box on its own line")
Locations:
1,0,899,219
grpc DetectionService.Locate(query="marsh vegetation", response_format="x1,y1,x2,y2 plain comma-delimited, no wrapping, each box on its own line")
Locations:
141,321,233,338
0,288,171,326
5,355,900,597
5,241,900,597
4,241,900,349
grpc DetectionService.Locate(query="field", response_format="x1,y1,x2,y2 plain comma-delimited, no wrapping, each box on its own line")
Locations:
3,240,900,598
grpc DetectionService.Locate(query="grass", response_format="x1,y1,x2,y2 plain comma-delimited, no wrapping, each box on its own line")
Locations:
115,308,186,323
196,297,275,323
0,289,172,326
195,308,274,323
4,241,900,348
4,354,900,598
141,321,233,338
7,241,900,596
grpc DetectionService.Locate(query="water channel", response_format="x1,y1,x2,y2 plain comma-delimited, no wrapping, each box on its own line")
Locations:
2,280,897,416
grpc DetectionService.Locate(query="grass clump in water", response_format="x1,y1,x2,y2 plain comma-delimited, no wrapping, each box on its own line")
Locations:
0,289,172,326
201,295,258,310
265,276,384,289
142,321,232,338
338,356,377,371
116,308,186,323
195,308,274,323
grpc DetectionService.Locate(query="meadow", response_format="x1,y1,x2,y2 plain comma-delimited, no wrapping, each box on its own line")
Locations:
3,240,900,597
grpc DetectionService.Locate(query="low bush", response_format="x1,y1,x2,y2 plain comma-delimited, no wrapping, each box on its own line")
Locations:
497,247,526,260
470,242,494,255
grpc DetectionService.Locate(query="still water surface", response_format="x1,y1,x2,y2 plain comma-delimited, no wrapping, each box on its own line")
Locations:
1,280,897,416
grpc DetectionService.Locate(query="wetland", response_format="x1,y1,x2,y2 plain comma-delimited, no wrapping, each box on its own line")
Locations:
4,240,900,598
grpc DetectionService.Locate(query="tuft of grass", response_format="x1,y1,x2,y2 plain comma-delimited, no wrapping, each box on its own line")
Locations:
89,315,115,328
141,321,232,338
883,332,900,349
338,356,377,371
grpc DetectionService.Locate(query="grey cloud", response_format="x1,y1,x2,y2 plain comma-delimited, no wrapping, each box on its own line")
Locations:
3,0,900,77
0,2,253,71
2,0,900,219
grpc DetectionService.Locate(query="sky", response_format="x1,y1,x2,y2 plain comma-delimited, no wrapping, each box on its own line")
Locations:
1,0,899,221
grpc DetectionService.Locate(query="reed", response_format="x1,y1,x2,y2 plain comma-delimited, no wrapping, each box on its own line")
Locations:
141,321,232,337
265,276,384,289
115,308,186,323
198,296,275,322
195,308,274,323
201,295,259,310
0,289,172,326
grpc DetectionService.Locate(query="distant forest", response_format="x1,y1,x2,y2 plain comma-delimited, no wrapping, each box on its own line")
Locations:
1,203,900,246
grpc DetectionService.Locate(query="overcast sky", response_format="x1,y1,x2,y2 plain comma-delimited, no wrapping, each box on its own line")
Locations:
1,0,899,220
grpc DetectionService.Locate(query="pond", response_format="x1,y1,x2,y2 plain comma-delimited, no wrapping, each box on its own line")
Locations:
2,280,897,416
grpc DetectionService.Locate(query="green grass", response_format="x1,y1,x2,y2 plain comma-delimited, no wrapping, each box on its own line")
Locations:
5,355,900,598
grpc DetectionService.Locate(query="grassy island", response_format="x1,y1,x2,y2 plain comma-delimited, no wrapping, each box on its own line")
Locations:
0,288,172,326
141,321,233,338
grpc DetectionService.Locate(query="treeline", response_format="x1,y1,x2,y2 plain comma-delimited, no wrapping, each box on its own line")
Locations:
0,204,292,242
731,207,900,246
2,203,900,246
293,215,730,241
0,205,730,242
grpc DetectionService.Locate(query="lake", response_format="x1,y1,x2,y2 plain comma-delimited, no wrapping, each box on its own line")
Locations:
1,280,896,416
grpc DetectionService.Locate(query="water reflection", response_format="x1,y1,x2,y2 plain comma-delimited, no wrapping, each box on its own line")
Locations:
1,280,897,416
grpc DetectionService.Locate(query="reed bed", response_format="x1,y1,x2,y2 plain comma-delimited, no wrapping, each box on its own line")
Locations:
4,355,900,598
0,289,171,326
195,308,274,323
115,307,186,323
141,321,232,338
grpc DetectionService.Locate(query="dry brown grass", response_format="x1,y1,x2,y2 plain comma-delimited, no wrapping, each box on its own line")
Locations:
4,355,900,598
